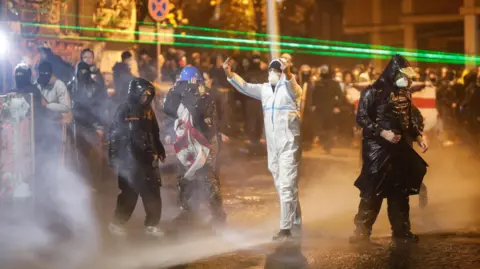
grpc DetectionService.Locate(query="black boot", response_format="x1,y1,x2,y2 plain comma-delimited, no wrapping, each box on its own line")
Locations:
387,194,418,245
273,229,292,241
392,231,419,245
349,230,371,244
350,196,383,244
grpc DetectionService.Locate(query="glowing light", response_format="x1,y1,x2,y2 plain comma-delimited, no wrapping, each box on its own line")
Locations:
17,21,477,64
0,30,9,58
16,7,477,59
31,33,468,65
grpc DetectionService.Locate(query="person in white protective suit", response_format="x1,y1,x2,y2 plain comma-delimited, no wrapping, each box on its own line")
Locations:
223,57,303,241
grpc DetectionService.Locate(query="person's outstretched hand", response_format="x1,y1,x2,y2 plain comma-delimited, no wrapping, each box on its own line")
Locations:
223,57,233,78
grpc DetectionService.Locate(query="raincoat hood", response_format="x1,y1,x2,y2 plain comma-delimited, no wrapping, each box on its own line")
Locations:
373,54,416,91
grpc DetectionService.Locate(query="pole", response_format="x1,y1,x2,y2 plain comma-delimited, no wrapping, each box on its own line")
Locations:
153,22,162,112
1,0,8,93
156,22,162,83
267,0,280,60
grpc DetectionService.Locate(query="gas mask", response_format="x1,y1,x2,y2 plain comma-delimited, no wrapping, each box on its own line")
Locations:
268,71,280,86
395,67,416,89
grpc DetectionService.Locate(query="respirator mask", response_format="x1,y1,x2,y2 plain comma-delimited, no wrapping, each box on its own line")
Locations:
268,71,280,86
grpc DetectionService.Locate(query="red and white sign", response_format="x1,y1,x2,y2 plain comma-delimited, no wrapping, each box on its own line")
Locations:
148,0,170,22
412,84,438,132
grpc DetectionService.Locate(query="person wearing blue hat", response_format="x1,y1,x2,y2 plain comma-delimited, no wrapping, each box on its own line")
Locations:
164,66,227,226
224,57,303,241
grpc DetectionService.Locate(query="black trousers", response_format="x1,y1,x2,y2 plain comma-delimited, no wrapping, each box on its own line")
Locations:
177,164,226,222
113,169,161,227
317,112,337,151
243,98,263,143
353,188,411,237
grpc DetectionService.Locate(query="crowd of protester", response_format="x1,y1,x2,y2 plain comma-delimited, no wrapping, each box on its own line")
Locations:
2,44,480,195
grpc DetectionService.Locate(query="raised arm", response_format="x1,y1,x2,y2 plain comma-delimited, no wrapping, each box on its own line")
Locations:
223,58,263,100
280,58,302,101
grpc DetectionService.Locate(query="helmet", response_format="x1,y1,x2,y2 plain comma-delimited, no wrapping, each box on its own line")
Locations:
128,78,155,106
178,66,204,84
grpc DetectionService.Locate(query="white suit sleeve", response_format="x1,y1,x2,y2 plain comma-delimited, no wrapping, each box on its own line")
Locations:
284,75,303,101
227,73,262,100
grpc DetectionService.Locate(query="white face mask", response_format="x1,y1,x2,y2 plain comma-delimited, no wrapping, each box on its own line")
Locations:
268,71,280,86
395,77,410,88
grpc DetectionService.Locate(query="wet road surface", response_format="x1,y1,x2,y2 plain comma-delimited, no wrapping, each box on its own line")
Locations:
87,142,480,269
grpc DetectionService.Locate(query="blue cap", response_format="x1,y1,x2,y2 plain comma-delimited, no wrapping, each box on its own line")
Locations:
178,66,204,84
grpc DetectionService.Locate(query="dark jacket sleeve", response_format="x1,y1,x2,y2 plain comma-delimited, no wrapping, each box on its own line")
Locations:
108,105,125,165
356,86,383,137
163,88,182,119
410,104,424,138
151,110,166,159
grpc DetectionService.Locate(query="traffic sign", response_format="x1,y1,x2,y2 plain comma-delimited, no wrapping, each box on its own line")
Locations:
148,0,170,22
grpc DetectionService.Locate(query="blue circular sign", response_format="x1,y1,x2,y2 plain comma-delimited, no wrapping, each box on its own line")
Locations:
148,0,170,22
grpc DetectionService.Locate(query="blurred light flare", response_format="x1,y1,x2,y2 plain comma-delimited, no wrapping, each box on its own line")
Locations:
14,7,480,62
19,21,478,64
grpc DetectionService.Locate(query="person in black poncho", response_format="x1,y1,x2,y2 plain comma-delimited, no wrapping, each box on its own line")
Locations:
350,55,428,245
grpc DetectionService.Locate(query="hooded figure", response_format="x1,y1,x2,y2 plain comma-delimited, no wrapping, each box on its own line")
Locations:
36,61,71,114
11,63,54,181
224,57,302,241
107,78,166,237
350,55,428,245
163,66,227,225
112,51,135,104
69,61,108,190
12,63,49,129
71,61,108,131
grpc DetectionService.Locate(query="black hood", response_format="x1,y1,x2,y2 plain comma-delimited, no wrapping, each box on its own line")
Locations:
76,62,92,82
372,54,414,91
14,63,32,89
127,78,155,107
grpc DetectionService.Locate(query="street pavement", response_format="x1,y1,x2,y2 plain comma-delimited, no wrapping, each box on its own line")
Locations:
6,141,478,269
87,142,480,269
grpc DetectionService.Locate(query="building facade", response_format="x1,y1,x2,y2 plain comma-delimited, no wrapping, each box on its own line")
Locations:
342,0,480,67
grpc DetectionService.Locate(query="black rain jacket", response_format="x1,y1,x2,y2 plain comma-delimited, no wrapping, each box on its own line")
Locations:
355,55,428,198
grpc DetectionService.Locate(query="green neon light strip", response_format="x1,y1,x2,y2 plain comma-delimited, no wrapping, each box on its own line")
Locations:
31,32,467,65
19,22,480,63
18,8,475,59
